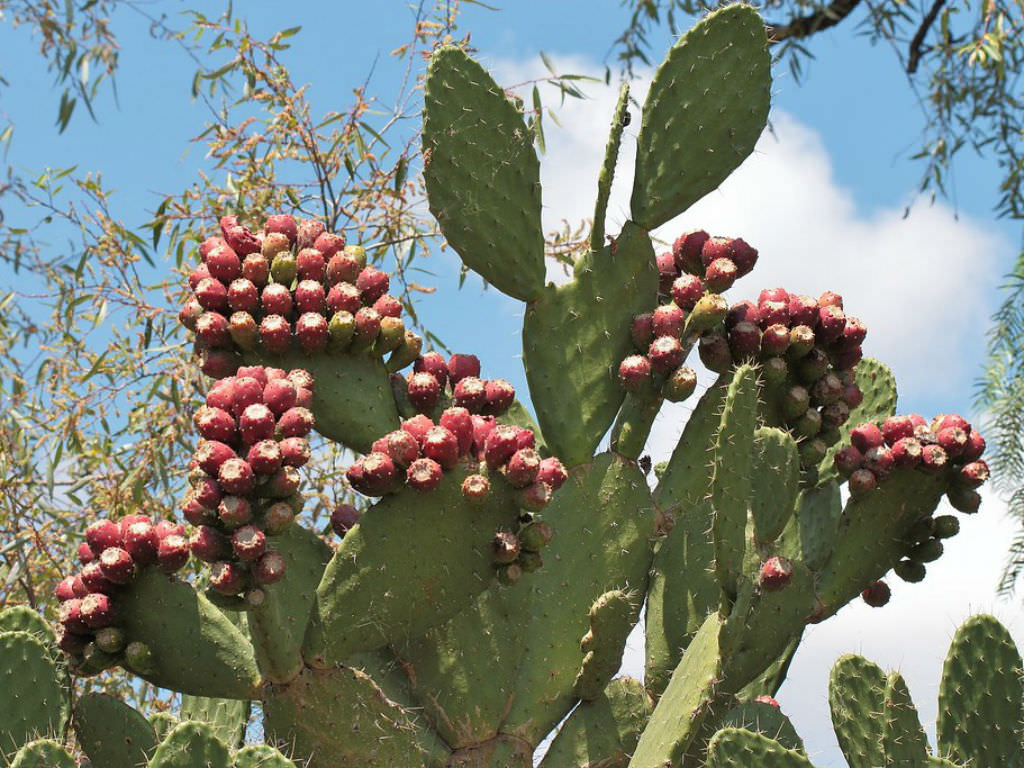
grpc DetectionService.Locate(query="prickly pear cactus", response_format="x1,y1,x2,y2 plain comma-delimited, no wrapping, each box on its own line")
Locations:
0,5,998,767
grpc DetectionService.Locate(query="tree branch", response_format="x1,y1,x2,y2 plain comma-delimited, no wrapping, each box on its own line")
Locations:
766,0,863,42
907,0,946,74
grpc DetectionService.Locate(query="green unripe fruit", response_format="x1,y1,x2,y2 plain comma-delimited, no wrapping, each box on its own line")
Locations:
905,517,935,545
932,514,960,539
94,626,127,654
781,385,810,420
798,438,827,465
518,550,543,573
496,563,522,586
687,294,728,333
797,348,829,383
83,641,119,671
124,641,156,675
910,538,944,563
345,244,368,269
761,355,788,384
270,252,298,285
663,365,698,402
894,559,926,583
328,311,355,349
519,520,554,552
794,408,822,438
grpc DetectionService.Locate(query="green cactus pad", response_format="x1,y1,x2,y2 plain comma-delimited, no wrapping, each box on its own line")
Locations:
0,631,67,760
778,481,842,571
751,428,800,544
706,728,814,768
117,570,260,699
815,469,945,617
829,654,888,768
630,5,770,230
522,221,658,466
540,677,652,768
711,364,760,597
179,695,249,751
395,583,533,749
575,590,637,701
8,739,76,768
149,713,177,742
250,351,399,454
629,613,724,767
262,665,439,768
303,462,520,666
592,83,631,253
720,701,804,753
937,614,1024,768
147,721,229,768
233,745,297,767
74,692,157,768
248,524,331,683
883,671,929,766
422,47,545,301
0,607,55,646
817,358,897,485
500,453,658,745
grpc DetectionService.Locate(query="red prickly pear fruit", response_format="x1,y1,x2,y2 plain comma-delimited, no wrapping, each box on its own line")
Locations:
671,275,705,312
959,460,990,487
326,282,362,315
760,324,790,357
406,458,444,491
758,301,789,329
947,485,981,513
265,214,298,243
56,577,78,602
834,445,863,477
232,525,267,562
817,305,847,344
850,423,885,453
754,695,781,709
448,354,482,384
86,520,123,554
254,551,287,585
787,294,817,327
325,252,361,286
422,426,460,470
209,561,247,596
312,231,346,258
193,476,223,509
200,237,229,261
758,556,793,591
514,428,536,451
407,372,441,414
453,377,487,412
936,426,968,458
348,452,399,496
235,374,269,414
730,238,758,276
179,297,204,332
190,526,228,562
470,415,497,459
863,446,895,478
819,291,843,309
663,365,698,402
849,468,877,497
277,407,314,438
195,312,231,348
882,415,916,446
698,333,732,374
483,379,516,416
217,496,253,528
182,494,214,526
780,385,811,421
296,248,326,282
518,480,553,511
263,502,296,535
263,378,298,415
240,403,276,444
414,352,450,390
259,315,292,353
505,449,541,488
401,414,435,446
759,287,789,305
294,280,326,315
265,466,302,498
80,561,117,595
218,458,256,495
484,424,521,470
118,514,150,536
330,504,361,537
619,355,653,393
492,531,521,564
631,313,655,350
206,377,237,411
891,437,923,468
155,520,186,539
704,257,737,293
296,312,329,352
841,382,863,409
297,219,326,250
439,407,474,455
648,336,685,373
352,306,381,346
227,278,259,313
224,222,261,255
652,304,686,339
59,599,90,635
908,414,928,429
99,547,136,585
833,346,863,371
206,245,242,283
920,444,949,474
219,215,239,236
811,372,843,406
242,253,271,286
727,322,761,361
81,593,118,629
279,437,311,468
672,230,709,274
380,430,420,467
356,267,390,304
836,316,867,349
373,294,403,319
861,580,891,607
962,429,986,462
462,474,492,502
123,521,159,566
537,457,568,491
157,534,190,573
700,236,734,268
656,251,680,294
726,300,760,329
286,368,315,391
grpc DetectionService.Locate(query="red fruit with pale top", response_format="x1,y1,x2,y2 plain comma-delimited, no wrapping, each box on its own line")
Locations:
787,294,817,327
81,592,118,629
123,521,159,566
453,377,487,412
81,561,117,595
296,312,329,351
218,458,255,495
242,253,270,286
193,476,222,509
325,252,360,285
277,407,314,438
882,416,915,446
298,219,326,250
730,238,758,276
262,284,293,316
817,305,847,343
440,407,474,455
728,322,760,360
652,304,686,339
726,300,760,329
210,561,247,595
758,556,793,591
704,257,737,292
232,525,267,561
56,577,77,603
356,267,389,303
247,440,283,475
254,551,287,585
206,245,242,283
313,232,345,258
671,274,705,311
373,294,403,318
155,520,186,539
279,437,311,468
850,423,884,453
759,288,789,305
195,441,237,477
326,282,362,315
631,313,655,349
936,426,968,458
471,415,497,460
407,372,441,414
231,376,264,416
296,248,326,282
228,278,260,313
59,599,90,635
263,378,297,415
224,223,261,256
484,379,516,415
407,458,444,491
656,252,679,294
619,355,652,393
265,214,298,243
700,236,734,268
200,236,228,261
514,427,536,450
196,313,230,347
484,424,520,469
891,437,923,467
179,297,204,331
505,449,541,488
758,301,789,329
347,452,398,496
294,280,326,315
461,474,491,502
819,291,843,308
422,426,460,470
648,336,684,373
448,354,481,384
86,520,123,554
218,496,253,528
99,547,137,585
672,230,709,274
78,542,96,565
239,403,276,444
863,446,895,478
934,413,971,434
920,444,949,474
963,429,986,462
537,457,568,490
833,445,863,477
414,353,449,390
401,414,435,445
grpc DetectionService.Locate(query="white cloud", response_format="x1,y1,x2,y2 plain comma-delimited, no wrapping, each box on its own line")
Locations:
495,55,1022,766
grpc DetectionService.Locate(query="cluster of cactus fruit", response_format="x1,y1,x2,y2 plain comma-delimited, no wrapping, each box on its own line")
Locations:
0,6,1004,767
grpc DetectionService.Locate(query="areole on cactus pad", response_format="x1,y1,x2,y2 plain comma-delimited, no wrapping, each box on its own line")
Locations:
0,5,999,767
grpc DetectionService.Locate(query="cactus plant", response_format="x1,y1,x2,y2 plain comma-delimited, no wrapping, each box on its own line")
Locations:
0,5,999,767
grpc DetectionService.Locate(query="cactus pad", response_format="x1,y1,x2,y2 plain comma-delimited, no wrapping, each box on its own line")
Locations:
720,701,804,753
74,692,157,768
706,728,814,767
233,745,297,767
179,694,249,751
751,427,800,544
575,590,637,700
8,739,76,768
0,607,55,645
147,721,230,768
0,631,67,759
829,654,888,768
883,671,929,765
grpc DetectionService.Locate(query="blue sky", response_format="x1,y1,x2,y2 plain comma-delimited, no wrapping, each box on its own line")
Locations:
2,2,1020,764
